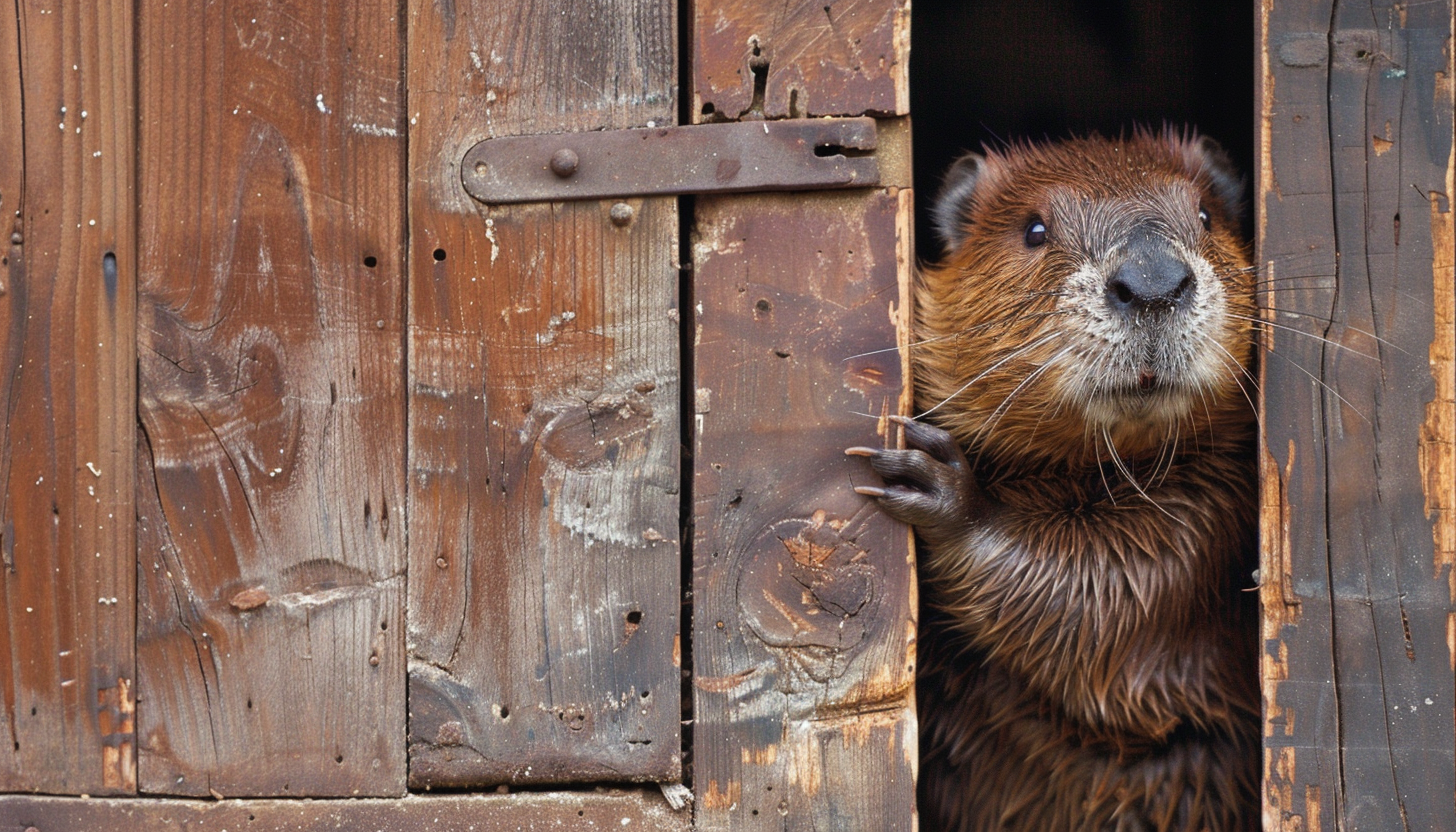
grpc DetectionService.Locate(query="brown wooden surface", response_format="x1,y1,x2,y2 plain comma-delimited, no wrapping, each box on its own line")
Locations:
692,0,910,120
691,186,916,830
134,0,407,797
1258,1,1456,828
0,1,137,795
405,0,682,787
0,790,689,831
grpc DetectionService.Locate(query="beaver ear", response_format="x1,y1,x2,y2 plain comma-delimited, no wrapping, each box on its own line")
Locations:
1190,135,1245,217
932,152,986,252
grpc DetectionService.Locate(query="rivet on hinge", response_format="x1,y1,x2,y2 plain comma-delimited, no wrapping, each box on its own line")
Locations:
549,148,579,178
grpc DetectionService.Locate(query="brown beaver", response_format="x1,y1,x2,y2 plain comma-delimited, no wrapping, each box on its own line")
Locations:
849,130,1259,831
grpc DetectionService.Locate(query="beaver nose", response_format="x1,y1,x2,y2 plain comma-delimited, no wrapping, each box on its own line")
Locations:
1106,235,1194,314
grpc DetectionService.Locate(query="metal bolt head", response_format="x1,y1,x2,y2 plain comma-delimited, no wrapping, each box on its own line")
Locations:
9,232,21,245
549,148,579,178
609,202,634,226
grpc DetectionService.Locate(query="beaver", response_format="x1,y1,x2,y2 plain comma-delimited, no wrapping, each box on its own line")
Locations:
848,130,1260,831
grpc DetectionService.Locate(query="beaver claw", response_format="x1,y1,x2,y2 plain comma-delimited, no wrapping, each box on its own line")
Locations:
847,416,981,543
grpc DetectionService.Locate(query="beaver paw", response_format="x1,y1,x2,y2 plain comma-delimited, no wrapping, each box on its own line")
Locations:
846,416,980,542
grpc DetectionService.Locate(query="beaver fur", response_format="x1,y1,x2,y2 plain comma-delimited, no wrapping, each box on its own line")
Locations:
849,131,1259,831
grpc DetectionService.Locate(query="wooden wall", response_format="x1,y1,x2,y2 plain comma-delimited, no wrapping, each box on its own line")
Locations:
1259,0,1456,828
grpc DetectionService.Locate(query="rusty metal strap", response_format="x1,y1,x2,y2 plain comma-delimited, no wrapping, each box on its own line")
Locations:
460,118,879,204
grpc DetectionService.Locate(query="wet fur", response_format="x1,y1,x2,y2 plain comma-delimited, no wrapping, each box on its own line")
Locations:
859,131,1259,830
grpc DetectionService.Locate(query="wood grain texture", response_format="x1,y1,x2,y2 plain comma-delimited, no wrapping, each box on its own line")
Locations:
134,0,407,797
405,0,682,787
692,188,916,830
1258,1,1456,828
0,0,136,794
0,790,690,831
692,0,910,121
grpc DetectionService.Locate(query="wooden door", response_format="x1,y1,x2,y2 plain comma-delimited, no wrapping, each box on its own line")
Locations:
0,0,915,827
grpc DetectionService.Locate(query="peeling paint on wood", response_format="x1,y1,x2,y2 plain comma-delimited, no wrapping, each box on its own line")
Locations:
0,0,137,795
1422,127,1456,599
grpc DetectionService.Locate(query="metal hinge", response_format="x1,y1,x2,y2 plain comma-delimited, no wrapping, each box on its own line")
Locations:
460,117,879,204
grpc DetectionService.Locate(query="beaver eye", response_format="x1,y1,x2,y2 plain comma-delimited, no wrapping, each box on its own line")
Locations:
1024,218,1047,248
1198,206,1212,231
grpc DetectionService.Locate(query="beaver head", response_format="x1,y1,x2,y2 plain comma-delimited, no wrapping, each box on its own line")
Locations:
915,130,1255,472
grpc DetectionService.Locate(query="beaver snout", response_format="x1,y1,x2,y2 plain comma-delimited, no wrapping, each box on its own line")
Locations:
1105,230,1195,315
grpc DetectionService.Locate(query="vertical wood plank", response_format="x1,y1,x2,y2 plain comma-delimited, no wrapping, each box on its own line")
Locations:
0,0,136,794
692,187,916,829
692,0,910,120
405,0,682,787
1259,1,1456,828
135,0,407,797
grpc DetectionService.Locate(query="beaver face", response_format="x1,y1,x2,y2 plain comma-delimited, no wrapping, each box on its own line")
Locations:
916,131,1254,468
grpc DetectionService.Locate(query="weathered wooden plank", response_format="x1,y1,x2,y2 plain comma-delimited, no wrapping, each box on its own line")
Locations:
134,0,407,796
1259,1,1456,829
0,0,136,794
405,0,682,787
693,0,910,120
692,187,916,830
0,791,690,831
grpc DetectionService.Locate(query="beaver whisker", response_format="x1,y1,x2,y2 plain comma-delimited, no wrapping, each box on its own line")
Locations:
1241,310,1412,356
952,309,1068,340
1227,313,1382,361
1252,273,1432,308
1149,418,1183,490
1200,331,1261,395
1246,273,1330,284
971,344,1075,466
1100,425,1184,523
1258,343,1371,424
840,332,961,362
918,331,1064,419
1093,430,1119,506
838,309,1067,363
1193,382,1219,449
1200,334,1264,438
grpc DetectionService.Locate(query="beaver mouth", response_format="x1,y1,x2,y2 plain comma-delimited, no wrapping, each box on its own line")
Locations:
1136,367,1159,392
1094,369,1200,413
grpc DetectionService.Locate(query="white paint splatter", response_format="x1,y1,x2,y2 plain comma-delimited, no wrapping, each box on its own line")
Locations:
315,93,329,114
350,122,399,138
484,217,499,264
